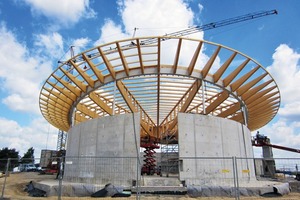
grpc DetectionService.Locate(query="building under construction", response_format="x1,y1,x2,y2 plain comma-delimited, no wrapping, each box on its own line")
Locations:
39,11,281,190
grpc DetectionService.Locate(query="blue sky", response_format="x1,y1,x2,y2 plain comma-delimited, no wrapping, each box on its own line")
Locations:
0,0,299,158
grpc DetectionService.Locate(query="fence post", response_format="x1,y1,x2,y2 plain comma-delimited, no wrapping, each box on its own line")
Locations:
1,158,10,199
232,156,240,200
57,156,64,200
136,156,140,200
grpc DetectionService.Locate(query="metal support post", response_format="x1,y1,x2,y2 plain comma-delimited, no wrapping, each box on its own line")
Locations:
201,80,206,114
1,158,10,199
232,156,240,200
57,157,64,200
113,80,116,115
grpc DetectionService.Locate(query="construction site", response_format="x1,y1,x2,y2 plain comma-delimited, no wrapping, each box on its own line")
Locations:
3,9,300,199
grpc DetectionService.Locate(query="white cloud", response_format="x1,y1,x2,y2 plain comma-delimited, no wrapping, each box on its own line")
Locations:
34,32,64,59
198,3,204,13
72,37,90,50
279,102,300,120
0,117,57,158
119,0,195,36
266,44,300,121
256,119,300,158
95,19,127,45
0,24,53,113
96,0,200,44
23,0,96,27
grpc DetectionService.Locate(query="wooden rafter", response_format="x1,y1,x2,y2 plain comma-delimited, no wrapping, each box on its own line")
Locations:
188,41,203,75
98,47,116,79
70,60,95,87
173,38,182,74
116,42,129,76
39,36,280,134
82,53,104,83
213,52,237,83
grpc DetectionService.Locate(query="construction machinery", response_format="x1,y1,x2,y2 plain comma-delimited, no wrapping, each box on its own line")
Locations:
252,132,300,180
252,132,300,154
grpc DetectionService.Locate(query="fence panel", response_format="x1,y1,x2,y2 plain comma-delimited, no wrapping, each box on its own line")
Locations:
2,156,300,199
179,157,236,186
61,156,139,197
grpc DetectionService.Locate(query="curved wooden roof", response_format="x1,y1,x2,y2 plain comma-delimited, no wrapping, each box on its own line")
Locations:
39,36,280,141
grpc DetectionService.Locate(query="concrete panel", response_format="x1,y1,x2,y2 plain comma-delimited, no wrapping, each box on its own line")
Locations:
178,113,256,186
64,113,140,186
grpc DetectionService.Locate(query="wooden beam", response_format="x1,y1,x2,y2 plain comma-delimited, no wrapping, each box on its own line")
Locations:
89,92,113,115
223,58,250,87
202,46,221,78
230,65,259,92
116,80,157,137
205,90,229,114
76,103,99,118
46,81,76,101
188,41,203,75
242,80,273,100
116,42,129,76
229,112,244,123
173,38,182,74
180,79,202,112
82,53,104,83
237,73,267,96
248,91,279,108
98,47,116,79
61,68,87,92
116,81,138,112
157,38,161,74
245,85,276,103
70,60,95,87
217,102,240,118
136,39,145,74
162,79,202,130
53,75,81,96
248,99,279,113
213,52,237,83
43,87,72,106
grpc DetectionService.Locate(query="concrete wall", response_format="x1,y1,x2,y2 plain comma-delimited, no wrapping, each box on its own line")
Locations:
178,113,256,186
64,113,140,186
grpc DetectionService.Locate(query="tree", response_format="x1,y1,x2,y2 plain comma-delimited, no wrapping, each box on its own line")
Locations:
21,147,35,164
0,147,19,171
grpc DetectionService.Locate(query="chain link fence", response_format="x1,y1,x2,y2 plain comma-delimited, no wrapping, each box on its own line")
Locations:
1,157,299,199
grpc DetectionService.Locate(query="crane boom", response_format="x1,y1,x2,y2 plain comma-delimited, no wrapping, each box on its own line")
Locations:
139,9,278,45
71,9,277,62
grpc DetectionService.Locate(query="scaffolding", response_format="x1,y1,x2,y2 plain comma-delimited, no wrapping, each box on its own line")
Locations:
57,130,67,151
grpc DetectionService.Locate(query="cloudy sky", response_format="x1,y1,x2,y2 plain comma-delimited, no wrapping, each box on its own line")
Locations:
0,0,299,158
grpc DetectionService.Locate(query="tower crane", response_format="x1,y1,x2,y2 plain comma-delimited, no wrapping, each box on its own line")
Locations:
73,9,278,62
54,9,278,176
57,46,75,151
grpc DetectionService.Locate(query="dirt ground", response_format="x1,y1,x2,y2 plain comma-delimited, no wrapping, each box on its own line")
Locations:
1,172,300,200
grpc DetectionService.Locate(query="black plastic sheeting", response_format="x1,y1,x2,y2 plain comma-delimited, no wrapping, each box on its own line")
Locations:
25,181,47,197
91,183,131,198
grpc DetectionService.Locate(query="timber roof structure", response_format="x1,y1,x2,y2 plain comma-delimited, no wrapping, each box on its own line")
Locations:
39,36,280,142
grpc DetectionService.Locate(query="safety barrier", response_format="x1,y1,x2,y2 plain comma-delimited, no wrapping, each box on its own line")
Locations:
1,157,300,199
